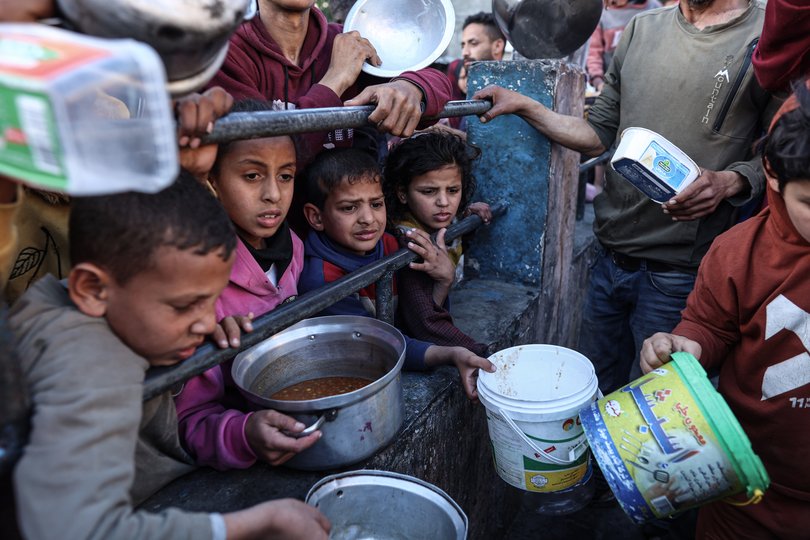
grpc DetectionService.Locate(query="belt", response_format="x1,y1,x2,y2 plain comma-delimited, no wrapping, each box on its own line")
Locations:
608,250,696,274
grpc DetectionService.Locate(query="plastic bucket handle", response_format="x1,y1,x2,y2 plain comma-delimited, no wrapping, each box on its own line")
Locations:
497,407,589,465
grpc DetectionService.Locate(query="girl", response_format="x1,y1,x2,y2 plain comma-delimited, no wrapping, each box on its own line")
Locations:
174,99,320,471
383,131,492,358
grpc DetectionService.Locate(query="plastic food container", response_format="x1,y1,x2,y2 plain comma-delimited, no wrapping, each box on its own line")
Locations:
0,23,177,195
610,127,700,203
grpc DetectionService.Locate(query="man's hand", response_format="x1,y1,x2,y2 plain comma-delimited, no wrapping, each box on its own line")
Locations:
319,31,381,98
661,169,747,221
345,79,424,137
472,85,537,123
224,498,330,540
245,410,322,466
212,313,254,349
640,332,702,374
175,87,234,181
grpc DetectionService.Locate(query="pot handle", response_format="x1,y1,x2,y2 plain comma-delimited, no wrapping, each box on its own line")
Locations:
290,409,338,438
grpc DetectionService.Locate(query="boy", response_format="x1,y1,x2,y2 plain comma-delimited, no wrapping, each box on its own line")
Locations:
9,173,329,539
298,149,495,401
639,83,810,539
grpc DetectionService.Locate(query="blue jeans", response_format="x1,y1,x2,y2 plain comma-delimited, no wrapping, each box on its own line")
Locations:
577,248,697,394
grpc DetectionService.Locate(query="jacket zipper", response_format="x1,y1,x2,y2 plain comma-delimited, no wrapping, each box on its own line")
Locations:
712,38,759,133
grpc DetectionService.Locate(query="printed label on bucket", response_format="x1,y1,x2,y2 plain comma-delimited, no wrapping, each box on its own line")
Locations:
486,410,588,493
581,368,743,523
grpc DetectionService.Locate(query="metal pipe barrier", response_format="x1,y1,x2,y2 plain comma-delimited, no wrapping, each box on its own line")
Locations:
143,201,507,401
203,100,493,143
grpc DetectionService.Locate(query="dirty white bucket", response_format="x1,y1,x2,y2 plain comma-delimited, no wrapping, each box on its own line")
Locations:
477,345,599,494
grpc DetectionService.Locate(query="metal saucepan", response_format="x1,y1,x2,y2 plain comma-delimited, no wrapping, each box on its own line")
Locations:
492,0,602,59
232,315,406,471
56,0,251,95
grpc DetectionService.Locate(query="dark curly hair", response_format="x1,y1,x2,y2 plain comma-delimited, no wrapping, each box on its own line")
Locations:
761,80,810,192
382,132,481,224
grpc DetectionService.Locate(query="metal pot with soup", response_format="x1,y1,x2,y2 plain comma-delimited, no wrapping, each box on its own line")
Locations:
232,315,406,470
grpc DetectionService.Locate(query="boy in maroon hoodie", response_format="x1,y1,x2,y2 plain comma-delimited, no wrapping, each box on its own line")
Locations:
208,0,452,159
640,82,810,540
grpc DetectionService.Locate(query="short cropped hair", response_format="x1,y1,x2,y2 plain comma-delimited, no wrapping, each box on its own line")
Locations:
383,132,481,223
70,170,236,284
463,12,505,42
301,148,381,210
762,81,810,191
211,98,298,176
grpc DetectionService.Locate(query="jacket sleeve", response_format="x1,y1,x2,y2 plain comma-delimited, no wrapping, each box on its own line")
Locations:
586,26,606,82
671,244,740,371
13,328,213,540
396,264,488,357
174,366,258,470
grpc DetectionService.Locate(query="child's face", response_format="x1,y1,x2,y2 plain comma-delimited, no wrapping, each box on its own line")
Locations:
398,164,463,233
317,176,386,255
211,136,296,249
103,246,233,367
773,177,810,244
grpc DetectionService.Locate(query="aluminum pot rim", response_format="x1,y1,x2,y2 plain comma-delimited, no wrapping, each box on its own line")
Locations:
232,315,406,412
305,469,468,539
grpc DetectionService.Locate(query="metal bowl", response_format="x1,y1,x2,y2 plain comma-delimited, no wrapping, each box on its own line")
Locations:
306,470,468,540
492,0,602,59
343,0,455,78
56,0,251,95
232,316,406,470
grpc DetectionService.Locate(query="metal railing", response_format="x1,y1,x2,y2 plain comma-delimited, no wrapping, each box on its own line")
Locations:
143,201,507,400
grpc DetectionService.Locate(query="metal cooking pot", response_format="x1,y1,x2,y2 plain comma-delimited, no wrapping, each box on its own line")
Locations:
343,0,455,78
306,470,468,540
492,0,602,59
232,316,406,471
56,0,251,95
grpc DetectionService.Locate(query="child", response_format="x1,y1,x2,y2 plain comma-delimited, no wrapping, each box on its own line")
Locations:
174,99,320,471
9,172,330,539
639,82,810,539
383,132,492,358
298,148,495,400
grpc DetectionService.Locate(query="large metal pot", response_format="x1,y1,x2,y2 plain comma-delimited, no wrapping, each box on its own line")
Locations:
306,470,468,540
56,0,251,95
232,315,406,470
492,0,602,59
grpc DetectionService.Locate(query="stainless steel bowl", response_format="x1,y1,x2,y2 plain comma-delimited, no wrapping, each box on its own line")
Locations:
232,316,406,470
56,0,251,95
306,470,468,540
343,0,455,78
492,0,602,59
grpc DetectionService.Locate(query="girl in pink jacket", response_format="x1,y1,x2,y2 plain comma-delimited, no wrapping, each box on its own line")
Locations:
174,99,320,470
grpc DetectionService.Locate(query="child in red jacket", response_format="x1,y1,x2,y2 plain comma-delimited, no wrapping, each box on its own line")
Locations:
640,81,810,540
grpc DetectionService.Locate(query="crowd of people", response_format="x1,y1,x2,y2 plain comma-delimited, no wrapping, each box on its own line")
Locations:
1,0,809,539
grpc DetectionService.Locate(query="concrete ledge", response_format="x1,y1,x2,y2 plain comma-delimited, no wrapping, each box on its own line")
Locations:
141,279,540,539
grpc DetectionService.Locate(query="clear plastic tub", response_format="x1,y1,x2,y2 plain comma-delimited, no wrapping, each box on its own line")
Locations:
0,23,177,195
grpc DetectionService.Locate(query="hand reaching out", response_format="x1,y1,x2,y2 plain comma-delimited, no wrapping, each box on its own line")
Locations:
464,201,492,224
405,228,455,305
639,332,702,374
245,410,322,466
175,86,234,181
319,30,381,98
223,498,330,540
345,79,425,137
212,313,254,349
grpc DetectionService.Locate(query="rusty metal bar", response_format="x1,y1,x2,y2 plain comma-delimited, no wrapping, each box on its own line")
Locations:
203,100,493,143
143,201,507,400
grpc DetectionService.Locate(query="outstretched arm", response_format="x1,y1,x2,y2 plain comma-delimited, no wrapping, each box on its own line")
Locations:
472,85,606,157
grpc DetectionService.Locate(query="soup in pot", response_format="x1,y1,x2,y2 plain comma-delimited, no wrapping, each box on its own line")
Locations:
270,376,373,401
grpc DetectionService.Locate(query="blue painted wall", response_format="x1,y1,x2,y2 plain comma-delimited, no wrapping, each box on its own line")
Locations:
465,60,555,286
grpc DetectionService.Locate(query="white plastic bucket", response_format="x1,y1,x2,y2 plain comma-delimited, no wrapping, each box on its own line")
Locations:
477,345,599,493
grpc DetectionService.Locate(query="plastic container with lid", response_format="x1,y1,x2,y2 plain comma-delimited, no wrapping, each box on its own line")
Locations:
610,127,700,203
0,23,177,195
